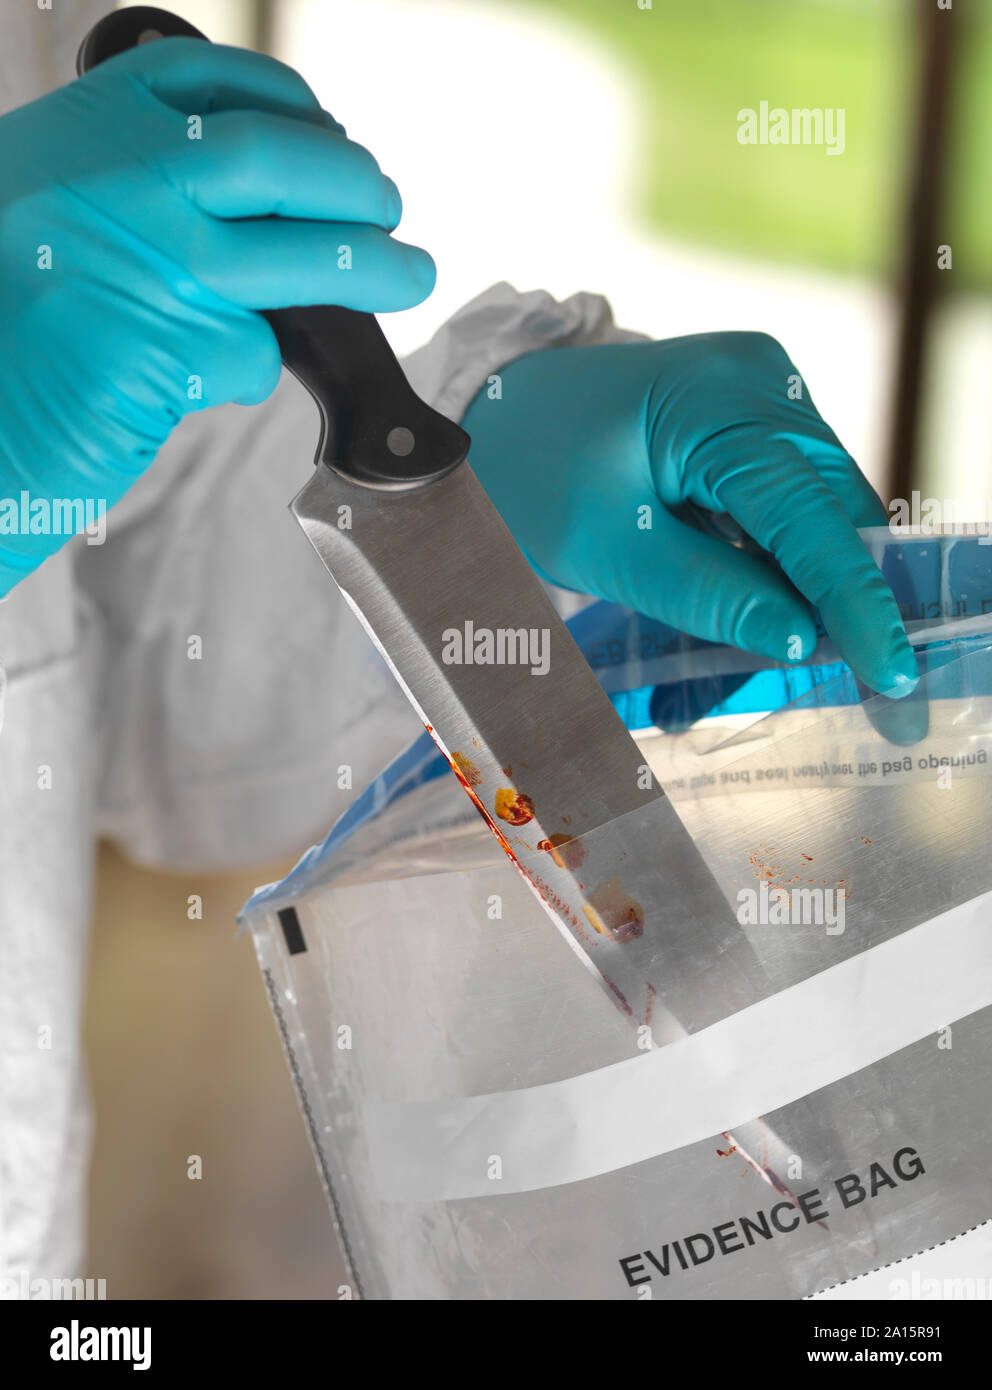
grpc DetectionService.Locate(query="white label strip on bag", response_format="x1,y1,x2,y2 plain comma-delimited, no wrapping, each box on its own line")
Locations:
365,891,992,1201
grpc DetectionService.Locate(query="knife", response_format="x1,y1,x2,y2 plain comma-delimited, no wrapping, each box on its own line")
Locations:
78,7,853,1209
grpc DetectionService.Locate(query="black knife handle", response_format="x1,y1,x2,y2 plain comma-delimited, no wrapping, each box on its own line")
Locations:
76,6,470,489
76,5,206,73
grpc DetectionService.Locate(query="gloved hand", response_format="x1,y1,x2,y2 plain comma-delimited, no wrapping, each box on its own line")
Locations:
0,39,435,596
463,332,918,696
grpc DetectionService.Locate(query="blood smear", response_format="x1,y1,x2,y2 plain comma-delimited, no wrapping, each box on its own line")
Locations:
537,833,587,871
582,877,645,943
451,751,482,787
494,788,535,826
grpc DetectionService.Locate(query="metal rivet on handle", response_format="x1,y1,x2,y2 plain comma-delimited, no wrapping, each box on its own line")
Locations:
386,427,415,457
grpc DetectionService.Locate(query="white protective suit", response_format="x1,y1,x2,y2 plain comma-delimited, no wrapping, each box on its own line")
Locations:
0,0,635,1287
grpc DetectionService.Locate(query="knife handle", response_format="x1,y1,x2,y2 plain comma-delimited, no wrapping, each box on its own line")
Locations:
76,6,470,490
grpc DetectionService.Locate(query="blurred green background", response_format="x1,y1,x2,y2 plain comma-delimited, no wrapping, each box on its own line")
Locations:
512,0,989,288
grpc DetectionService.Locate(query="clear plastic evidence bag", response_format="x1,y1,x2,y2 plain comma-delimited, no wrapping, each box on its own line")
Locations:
240,529,992,1299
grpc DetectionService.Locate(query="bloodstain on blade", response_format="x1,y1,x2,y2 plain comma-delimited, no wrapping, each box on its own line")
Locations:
423,726,635,1016
581,877,644,943
451,751,482,787
494,787,535,826
427,727,515,858
537,833,587,871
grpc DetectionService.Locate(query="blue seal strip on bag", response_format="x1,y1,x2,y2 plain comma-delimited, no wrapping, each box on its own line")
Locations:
242,530,992,918
573,530,992,730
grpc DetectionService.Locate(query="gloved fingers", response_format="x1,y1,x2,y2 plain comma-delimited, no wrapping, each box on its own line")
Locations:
108,38,328,125
702,432,918,694
321,108,347,137
856,673,930,747
191,217,436,311
752,367,890,527
650,332,888,530
778,431,890,529
67,294,284,449
591,504,818,663
192,307,284,408
160,109,401,229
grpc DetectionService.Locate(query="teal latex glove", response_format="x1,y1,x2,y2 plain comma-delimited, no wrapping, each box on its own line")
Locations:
0,39,435,596
463,333,918,696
